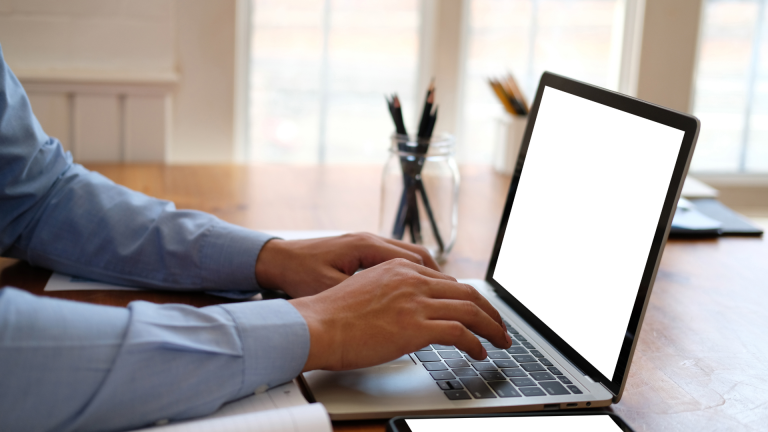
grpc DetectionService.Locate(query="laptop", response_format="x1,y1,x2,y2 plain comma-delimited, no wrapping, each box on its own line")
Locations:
301,72,700,419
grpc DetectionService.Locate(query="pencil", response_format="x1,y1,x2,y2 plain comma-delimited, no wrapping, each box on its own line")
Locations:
504,73,529,114
489,79,518,115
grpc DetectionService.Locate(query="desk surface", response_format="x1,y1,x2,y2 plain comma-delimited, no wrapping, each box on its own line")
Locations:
1,164,767,432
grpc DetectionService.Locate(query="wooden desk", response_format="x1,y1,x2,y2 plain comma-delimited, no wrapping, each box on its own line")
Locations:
1,164,767,431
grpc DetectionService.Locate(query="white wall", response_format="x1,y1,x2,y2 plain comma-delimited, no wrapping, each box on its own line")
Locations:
0,0,238,163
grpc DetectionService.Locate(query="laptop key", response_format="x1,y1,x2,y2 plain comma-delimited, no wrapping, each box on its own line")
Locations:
521,363,546,372
415,351,441,362
488,380,522,398
512,355,537,363
438,350,464,360
445,359,470,368
529,372,556,381
522,342,536,349
423,362,448,371
529,350,544,358
557,376,573,385
465,355,489,362
430,371,456,380
506,327,519,335
548,367,563,375
506,346,528,355
444,390,472,400
459,377,497,399
520,387,547,397
567,385,583,394
432,344,454,350
510,377,538,387
513,335,527,342
437,381,451,390
539,358,554,367
502,368,527,378
540,381,570,395
487,351,511,360
479,371,506,381
452,368,479,378
493,360,518,368
447,380,464,390
418,346,433,351
472,362,498,371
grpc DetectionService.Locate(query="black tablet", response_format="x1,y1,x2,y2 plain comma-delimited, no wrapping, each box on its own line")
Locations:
389,411,635,432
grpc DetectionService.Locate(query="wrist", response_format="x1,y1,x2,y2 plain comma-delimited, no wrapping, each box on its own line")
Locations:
254,238,287,291
291,296,339,372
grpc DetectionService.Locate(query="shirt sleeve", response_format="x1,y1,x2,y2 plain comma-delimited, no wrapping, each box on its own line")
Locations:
0,287,310,432
0,43,275,292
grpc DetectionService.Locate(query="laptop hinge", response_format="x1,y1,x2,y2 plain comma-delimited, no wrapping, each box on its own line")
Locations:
598,381,617,397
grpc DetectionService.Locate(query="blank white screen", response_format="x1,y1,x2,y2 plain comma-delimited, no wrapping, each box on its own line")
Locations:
406,415,621,432
493,86,683,379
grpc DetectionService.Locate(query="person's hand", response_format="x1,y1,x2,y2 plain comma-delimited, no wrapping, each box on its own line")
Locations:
289,258,513,372
254,232,439,298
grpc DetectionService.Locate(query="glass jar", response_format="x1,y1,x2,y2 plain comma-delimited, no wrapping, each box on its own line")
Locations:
379,133,460,262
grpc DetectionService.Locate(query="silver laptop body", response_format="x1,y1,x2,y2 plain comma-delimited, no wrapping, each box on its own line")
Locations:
302,72,700,420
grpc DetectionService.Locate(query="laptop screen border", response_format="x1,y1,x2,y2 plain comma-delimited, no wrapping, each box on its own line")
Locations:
484,72,700,400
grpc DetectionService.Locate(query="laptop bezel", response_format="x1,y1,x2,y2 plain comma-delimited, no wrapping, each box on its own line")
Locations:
484,72,700,401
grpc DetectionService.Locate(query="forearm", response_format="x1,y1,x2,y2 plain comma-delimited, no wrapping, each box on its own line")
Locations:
0,288,309,432
6,164,275,291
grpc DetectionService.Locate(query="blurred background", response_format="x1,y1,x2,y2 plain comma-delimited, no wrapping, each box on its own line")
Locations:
0,1,766,188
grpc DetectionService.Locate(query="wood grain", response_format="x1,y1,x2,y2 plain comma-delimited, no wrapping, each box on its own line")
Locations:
2,164,766,432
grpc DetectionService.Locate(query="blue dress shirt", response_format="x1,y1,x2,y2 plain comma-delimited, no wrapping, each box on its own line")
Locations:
0,44,310,432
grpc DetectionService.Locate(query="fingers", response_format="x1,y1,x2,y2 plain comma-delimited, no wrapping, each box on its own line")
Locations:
389,258,456,282
380,237,440,271
425,280,505,331
356,240,427,270
421,320,487,360
346,232,440,272
423,298,511,350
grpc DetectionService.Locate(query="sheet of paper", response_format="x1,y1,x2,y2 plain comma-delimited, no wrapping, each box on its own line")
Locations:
681,176,718,198
134,381,330,432
43,230,348,292
209,380,309,418
134,403,331,432
44,271,143,292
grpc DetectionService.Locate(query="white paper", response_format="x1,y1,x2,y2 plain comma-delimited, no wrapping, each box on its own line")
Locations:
681,176,718,198
43,230,348,292
44,271,143,292
133,381,331,432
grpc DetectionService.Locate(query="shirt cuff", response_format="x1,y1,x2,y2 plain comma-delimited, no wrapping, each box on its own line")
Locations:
200,222,277,291
218,298,310,398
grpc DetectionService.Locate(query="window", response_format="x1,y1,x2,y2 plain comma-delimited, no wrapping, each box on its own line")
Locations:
692,0,768,173
247,0,420,163
247,0,625,165
461,0,625,163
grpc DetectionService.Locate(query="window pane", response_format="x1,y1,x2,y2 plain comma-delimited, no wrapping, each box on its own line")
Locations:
747,1,768,171
462,0,624,163
248,0,420,164
692,0,760,172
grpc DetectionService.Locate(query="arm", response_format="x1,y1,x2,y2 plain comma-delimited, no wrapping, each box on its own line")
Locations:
0,44,273,292
0,43,436,294
0,259,511,432
0,287,309,432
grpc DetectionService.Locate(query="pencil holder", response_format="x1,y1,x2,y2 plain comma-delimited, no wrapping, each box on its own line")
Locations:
380,133,459,262
493,114,528,175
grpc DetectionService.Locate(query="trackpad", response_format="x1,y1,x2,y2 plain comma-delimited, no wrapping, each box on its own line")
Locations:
305,354,437,400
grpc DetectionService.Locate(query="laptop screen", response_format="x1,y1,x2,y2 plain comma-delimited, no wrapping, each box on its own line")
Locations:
491,86,684,380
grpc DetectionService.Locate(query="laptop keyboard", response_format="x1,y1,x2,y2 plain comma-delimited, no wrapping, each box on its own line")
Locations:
413,320,584,400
